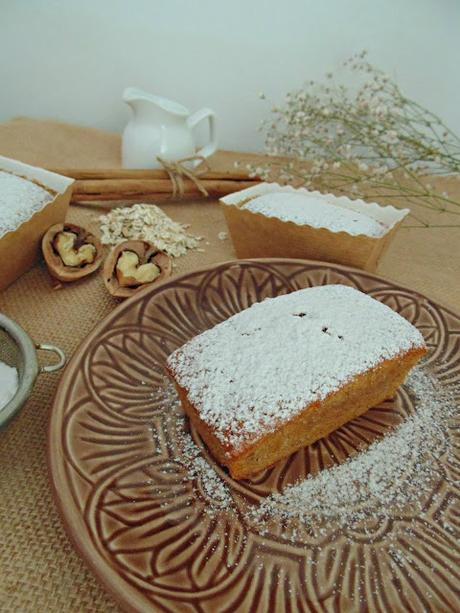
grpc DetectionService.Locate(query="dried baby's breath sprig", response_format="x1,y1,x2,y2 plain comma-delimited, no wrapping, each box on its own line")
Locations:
248,52,460,227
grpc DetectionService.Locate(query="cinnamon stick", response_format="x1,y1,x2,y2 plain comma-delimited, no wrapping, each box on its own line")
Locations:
71,179,258,202
74,179,179,194
71,193,177,205
73,178,257,194
48,167,252,181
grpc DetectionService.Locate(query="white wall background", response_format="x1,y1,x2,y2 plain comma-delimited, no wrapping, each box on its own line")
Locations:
1,0,459,152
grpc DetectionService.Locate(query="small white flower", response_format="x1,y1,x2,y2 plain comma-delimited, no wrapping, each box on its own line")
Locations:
372,103,388,117
332,161,341,169
386,130,398,144
358,162,369,172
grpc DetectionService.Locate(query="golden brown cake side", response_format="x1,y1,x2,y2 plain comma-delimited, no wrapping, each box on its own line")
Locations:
168,345,426,480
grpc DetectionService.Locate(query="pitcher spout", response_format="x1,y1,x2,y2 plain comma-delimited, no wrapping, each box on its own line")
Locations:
122,87,190,118
122,86,149,105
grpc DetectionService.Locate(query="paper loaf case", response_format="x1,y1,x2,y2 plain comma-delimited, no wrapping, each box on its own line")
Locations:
220,183,409,271
0,156,74,291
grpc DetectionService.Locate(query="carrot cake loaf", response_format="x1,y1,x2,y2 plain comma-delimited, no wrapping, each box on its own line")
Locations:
167,284,427,480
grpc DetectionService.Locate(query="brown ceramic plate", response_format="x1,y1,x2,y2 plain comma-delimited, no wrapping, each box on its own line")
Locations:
48,259,460,612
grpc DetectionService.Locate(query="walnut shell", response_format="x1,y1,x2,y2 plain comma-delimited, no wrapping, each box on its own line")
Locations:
103,240,172,299
41,223,103,283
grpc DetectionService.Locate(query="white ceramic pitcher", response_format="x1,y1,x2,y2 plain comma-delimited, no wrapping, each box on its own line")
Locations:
121,87,217,169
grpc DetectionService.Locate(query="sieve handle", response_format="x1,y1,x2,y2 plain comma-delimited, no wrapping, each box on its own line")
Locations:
36,344,66,373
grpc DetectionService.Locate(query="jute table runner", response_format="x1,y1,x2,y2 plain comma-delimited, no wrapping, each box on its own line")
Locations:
0,118,458,612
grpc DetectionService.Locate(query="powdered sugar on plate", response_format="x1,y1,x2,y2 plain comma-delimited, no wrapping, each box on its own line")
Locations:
246,365,458,536
167,285,425,451
152,364,457,546
0,171,54,238
243,192,386,237
151,380,234,516
177,430,234,514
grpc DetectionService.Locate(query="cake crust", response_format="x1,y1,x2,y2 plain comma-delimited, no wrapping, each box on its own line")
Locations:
166,285,427,480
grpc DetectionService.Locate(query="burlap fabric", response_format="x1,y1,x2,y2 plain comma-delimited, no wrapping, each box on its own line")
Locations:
0,119,458,612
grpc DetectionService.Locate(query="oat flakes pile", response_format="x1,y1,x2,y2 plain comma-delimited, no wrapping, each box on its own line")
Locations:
99,203,202,257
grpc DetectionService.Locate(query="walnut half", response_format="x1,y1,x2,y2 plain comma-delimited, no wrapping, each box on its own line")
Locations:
116,251,161,287
42,223,103,283
104,240,171,298
54,232,96,267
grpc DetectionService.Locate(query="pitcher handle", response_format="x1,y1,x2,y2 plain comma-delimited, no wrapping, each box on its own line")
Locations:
187,108,217,166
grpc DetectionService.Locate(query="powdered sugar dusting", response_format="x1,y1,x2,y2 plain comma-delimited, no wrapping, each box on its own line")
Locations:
243,192,386,237
247,365,458,534
0,361,18,410
152,364,457,547
151,380,234,516
167,285,426,450
178,432,234,514
0,171,53,237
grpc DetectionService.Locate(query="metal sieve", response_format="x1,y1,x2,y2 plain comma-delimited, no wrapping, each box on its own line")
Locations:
0,313,66,428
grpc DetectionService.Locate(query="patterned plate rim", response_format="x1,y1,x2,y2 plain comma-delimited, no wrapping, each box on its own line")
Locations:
47,257,460,613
